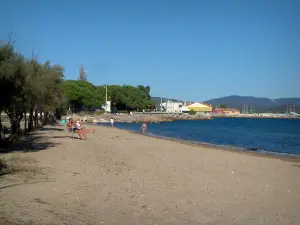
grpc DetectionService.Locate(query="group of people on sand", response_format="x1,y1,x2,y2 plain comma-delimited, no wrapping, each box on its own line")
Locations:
66,118,95,140
65,117,148,139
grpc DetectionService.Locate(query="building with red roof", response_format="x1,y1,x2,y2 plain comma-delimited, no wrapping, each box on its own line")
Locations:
212,108,240,116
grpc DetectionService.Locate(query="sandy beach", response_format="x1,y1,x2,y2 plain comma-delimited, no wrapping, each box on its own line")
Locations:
1,125,300,225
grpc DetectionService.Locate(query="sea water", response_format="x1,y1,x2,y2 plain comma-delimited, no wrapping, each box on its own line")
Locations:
100,118,300,157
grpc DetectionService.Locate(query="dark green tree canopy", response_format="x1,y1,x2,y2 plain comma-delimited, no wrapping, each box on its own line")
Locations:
63,81,155,112
1,38,156,136
0,41,64,131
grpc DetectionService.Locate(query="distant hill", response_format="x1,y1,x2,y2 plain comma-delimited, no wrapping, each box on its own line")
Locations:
152,95,300,113
206,95,300,113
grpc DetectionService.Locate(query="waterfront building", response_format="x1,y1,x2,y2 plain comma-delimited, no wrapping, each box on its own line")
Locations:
160,101,183,113
187,102,212,112
212,108,240,115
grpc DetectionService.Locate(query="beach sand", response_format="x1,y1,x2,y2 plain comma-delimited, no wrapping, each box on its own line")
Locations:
0,125,299,225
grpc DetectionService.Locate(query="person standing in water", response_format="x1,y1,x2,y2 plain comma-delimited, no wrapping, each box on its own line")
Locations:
141,122,147,135
110,117,114,128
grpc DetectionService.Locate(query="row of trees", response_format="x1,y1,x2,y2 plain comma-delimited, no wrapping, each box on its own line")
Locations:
0,41,65,134
0,39,156,139
63,80,156,112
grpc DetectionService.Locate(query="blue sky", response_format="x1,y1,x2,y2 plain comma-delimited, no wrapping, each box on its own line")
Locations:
1,0,299,101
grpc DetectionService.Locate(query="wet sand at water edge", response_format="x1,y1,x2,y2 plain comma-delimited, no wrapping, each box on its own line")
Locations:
0,125,300,225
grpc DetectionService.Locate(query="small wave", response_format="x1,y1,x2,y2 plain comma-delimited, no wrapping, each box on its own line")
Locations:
146,134,300,158
97,119,300,158
147,133,299,158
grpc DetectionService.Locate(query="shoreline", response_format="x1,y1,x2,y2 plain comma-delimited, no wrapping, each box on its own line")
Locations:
1,124,300,224
80,114,212,123
94,123,300,162
213,115,300,120
77,114,300,124
96,117,300,124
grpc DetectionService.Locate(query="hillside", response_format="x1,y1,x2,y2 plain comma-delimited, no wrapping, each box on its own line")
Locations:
206,95,300,113
152,95,300,113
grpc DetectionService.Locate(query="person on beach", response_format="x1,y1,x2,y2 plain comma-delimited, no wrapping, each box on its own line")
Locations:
67,118,87,140
110,117,114,128
76,119,88,139
80,119,95,133
75,119,85,131
61,119,67,125
67,118,79,136
75,119,86,132
141,122,147,135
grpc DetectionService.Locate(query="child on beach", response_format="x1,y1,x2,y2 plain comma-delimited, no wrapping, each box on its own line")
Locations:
141,122,147,135
110,117,114,128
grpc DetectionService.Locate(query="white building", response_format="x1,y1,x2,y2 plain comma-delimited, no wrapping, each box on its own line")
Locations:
102,101,111,113
160,101,183,113
181,106,190,113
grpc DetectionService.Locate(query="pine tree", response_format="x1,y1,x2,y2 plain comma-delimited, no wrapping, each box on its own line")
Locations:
78,64,87,81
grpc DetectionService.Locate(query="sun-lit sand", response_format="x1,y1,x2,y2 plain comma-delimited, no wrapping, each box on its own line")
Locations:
1,124,299,225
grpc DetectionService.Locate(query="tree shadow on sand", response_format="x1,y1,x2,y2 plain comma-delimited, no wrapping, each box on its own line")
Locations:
39,126,65,132
0,132,62,153
0,125,85,153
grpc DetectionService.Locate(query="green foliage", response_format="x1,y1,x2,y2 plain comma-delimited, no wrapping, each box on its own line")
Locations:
0,37,156,136
219,104,227,108
0,44,26,112
188,109,196,115
63,81,156,112
63,80,104,111
0,40,64,132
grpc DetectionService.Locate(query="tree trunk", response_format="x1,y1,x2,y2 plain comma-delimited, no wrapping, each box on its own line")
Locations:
39,111,43,125
16,112,23,134
29,107,34,131
33,111,36,127
6,111,23,142
24,112,27,133
6,110,16,134
36,109,40,127
43,112,49,125
55,108,61,120
34,109,38,127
